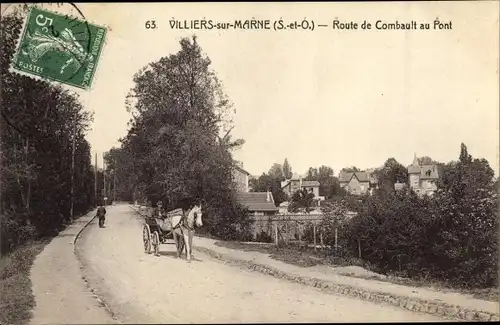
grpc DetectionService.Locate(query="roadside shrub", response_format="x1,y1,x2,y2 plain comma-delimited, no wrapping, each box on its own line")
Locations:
340,145,498,289
255,230,272,243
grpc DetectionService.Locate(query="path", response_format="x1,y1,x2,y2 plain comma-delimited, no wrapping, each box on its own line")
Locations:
29,210,117,324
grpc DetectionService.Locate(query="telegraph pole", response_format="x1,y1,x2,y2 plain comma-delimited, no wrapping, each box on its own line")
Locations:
94,153,98,207
103,154,106,205
70,116,76,222
113,169,116,204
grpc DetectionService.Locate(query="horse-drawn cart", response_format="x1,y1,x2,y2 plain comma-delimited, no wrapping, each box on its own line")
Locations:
142,208,183,255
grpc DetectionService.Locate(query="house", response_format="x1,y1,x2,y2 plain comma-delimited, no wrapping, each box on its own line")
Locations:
339,170,377,195
281,173,320,197
407,154,439,196
232,164,250,193
236,191,279,216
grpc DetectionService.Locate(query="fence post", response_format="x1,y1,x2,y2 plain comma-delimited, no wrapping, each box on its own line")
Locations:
320,228,324,247
334,227,338,253
313,224,317,252
357,238,361,258
274,223,278,247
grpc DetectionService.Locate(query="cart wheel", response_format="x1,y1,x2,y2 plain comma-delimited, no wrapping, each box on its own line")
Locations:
143,224,151,254
152,231,160,256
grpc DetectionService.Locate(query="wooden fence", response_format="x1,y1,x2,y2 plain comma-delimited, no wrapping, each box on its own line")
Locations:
249,213,343,252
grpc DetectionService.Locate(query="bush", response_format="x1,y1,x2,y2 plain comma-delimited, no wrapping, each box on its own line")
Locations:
255,230,272,243
340,145,498,289
0,211,37,255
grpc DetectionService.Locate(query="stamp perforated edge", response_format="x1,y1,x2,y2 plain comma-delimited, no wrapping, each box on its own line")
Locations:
8,4,108,92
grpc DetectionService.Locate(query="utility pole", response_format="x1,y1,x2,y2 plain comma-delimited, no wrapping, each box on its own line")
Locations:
103,154,106,205
70,116,76,222
113,168,116,204
94,153,98,207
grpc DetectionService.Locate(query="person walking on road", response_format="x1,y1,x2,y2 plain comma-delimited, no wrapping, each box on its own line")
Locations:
97,203,107,228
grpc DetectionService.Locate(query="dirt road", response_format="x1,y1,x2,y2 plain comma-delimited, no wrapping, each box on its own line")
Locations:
76,205,445,323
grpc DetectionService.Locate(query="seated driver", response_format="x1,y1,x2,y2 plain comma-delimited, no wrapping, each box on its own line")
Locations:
152,201,165,218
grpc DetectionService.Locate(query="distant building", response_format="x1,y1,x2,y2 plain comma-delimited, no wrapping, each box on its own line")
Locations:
232,164,250,193
281,173,320,197
236,191,279,216
339,170,378,195
407,154,439,196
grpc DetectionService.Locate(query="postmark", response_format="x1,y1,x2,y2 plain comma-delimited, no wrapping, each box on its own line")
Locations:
10,5,107,90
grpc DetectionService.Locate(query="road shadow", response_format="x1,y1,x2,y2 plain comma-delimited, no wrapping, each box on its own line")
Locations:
157,251,203,262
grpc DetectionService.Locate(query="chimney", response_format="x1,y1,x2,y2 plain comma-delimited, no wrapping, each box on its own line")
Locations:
266,190,271,202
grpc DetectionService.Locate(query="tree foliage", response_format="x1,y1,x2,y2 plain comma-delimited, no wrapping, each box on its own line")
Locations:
341,166,361,173
373,158,408,193
1,11,96,253
268,163,285,181
108,36,251,240
343,144,498,288
249,173,287,206
288,188,315,213
282,158,293,179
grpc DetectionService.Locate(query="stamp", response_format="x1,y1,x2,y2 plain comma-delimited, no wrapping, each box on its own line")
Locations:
10,6,106,90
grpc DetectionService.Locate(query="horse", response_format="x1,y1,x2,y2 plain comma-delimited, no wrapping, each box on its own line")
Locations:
160,205,203,261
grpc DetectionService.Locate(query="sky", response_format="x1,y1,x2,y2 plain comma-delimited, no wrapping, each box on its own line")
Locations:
8,2,499,176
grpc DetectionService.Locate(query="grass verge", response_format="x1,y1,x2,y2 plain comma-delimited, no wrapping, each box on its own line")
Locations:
214,240,498,303
0,240,49,325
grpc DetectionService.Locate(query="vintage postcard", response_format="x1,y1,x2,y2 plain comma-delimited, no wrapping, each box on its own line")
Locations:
1,2,498,324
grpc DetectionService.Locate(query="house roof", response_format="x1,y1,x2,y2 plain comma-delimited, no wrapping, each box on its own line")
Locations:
420,165,439,179
339,171,369,183
407,154,439,178
233,165,250,176
236,192,278,212
301,180,320,187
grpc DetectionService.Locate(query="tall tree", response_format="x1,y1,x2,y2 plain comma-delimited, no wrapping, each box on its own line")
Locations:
283,158,293,179
120,36,250,239
459,142,473,165
1,8,95,253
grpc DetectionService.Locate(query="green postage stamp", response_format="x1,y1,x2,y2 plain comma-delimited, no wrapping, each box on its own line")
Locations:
11,6,106,90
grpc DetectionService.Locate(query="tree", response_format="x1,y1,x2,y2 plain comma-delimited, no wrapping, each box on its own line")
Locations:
249,173,287,206
418,156,440,165
1,9,95,253
431,144,497,287
342,143,498,288
317,165,335,197
268,163,284,181
120,36,251,239
341,166,360,173
305,167,318,181
373,158,407,193
288,188,315,213
283,158,293,179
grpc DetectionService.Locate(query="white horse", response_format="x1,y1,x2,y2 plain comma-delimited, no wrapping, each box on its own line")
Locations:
159,205,203,261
